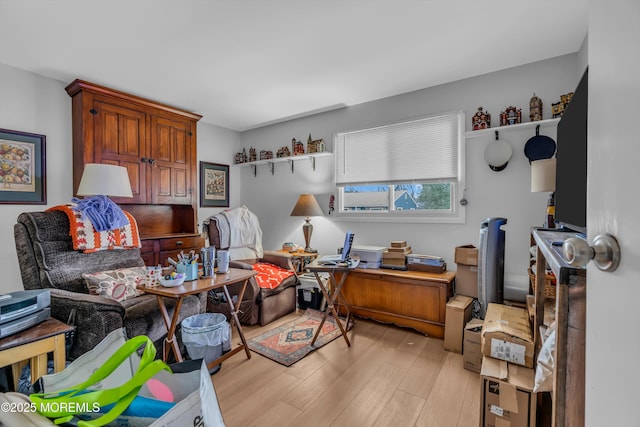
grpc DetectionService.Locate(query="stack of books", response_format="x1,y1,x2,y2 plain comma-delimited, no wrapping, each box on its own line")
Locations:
381,241,412,270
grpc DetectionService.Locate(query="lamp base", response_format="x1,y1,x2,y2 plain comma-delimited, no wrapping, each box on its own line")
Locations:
302,218,317,255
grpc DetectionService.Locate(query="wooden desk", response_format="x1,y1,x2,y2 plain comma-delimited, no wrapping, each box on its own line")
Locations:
140,268,257,371
0,318,74,390
306,258,359,347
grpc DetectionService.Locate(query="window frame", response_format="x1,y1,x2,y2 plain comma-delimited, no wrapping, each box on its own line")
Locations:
333,111,466,223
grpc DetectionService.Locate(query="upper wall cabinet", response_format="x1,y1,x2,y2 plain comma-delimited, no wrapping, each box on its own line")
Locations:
65,80,201,206
65,80,203,241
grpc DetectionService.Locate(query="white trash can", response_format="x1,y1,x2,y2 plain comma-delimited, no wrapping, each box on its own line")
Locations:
181,313,230,374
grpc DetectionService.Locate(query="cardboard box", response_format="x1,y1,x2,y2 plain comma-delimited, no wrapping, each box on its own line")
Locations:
463,318,484,373
481,303,534,368
444,295,474,353
454,244,478,266
480,356,537,427
455,264,478,298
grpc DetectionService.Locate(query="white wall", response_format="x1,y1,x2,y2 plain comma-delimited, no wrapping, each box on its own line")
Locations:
239,53,581,296
0,63,73,293
196,122,242,229
0,63,241,293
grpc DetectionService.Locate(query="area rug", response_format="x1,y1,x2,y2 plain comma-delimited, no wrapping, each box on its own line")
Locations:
248,309,352,366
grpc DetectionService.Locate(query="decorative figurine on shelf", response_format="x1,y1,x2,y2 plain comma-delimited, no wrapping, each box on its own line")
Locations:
234,149,248,164
472,107,491,130
292,138,305,156
552,92,574,118
500,106,522,126
259,150,273,160
276,146,291,158
529,94,543,122
249,147,257,162
307,134,326,153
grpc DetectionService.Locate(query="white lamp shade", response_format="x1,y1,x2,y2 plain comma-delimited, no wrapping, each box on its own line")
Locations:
77,163,133,197
531,158,556,192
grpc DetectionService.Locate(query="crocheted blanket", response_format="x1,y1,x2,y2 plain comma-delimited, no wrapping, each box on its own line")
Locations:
252,262,295,290
48,204,141,253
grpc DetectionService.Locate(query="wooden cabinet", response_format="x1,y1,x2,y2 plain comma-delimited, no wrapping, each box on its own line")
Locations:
532,229,585,427
341,268,455,338
66,80,200,207
65,80,203,264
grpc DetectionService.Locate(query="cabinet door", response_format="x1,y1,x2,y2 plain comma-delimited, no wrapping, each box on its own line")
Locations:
92,97,147,204
149,115,195,205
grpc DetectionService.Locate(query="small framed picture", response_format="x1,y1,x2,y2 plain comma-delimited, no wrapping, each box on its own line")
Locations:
200,162,229,207
0,128,47,204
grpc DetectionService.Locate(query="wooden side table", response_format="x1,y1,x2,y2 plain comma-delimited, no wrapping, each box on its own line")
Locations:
0,318,74,390
139,268,257,372
305,258,360,347
276,250,319,274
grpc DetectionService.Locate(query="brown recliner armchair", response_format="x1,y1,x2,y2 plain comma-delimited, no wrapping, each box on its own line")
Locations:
203,206,298,326
14,210,206,359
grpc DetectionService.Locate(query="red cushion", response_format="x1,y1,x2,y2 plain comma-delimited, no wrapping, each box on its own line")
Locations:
252,262,295,290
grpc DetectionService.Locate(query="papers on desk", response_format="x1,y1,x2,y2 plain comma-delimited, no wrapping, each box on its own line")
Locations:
317,258,360,268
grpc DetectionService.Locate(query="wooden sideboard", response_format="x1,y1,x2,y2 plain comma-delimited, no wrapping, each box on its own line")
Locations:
340,268,455,338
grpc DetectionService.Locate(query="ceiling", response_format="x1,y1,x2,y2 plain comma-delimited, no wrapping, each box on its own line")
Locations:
0,1,588,132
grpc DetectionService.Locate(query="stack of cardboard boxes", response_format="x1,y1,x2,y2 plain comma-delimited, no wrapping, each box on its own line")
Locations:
445,245,537,426
478,303,536,427
381,241,411,269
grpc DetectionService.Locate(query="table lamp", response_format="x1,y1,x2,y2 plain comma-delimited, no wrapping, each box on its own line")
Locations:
75,163,133,231
77,163,133,198
531,158,556,228
290,193,323,253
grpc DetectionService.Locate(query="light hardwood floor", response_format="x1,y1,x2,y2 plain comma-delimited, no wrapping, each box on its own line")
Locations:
211,311,481,427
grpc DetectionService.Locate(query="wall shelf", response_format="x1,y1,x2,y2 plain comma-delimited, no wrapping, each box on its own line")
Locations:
464,118,560,139
233,152,332,176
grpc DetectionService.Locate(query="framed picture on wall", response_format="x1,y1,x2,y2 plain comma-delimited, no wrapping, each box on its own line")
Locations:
0,128,46,204
200,161,229,207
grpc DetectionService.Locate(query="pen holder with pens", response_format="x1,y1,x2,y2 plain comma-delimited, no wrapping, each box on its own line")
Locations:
176,261,198,281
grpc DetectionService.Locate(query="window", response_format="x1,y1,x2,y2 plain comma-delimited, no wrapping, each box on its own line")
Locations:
334,111,465,223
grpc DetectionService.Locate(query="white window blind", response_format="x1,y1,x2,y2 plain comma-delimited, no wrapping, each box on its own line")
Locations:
335,111,462,185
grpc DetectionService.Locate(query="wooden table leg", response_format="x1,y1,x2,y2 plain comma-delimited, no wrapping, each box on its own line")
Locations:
206,279,252,372
311,271,351,347
31,351,48,385
53,333,66,373
156,295,184,363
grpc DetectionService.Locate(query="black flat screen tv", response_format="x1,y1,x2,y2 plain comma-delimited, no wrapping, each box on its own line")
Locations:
555,68,588,234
